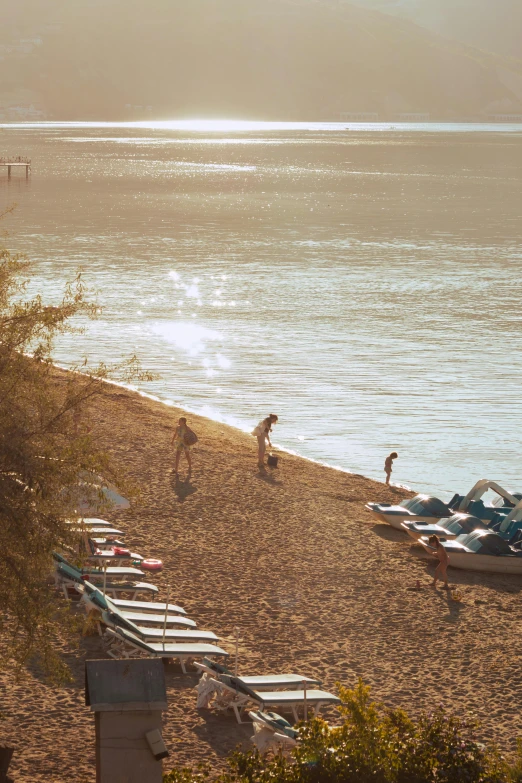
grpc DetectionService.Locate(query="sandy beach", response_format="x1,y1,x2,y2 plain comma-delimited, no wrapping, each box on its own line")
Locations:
1,375,522,782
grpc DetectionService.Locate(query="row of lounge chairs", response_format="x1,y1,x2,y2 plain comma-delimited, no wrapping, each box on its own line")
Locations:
53,518,341,747
53,552,229,673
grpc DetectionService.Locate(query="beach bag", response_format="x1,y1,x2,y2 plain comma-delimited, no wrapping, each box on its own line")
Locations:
267,453,278,467
184,427,198,446
253,423,274,440
113,547,131,557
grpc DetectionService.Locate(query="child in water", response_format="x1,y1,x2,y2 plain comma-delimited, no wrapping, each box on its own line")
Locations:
384,452,398,485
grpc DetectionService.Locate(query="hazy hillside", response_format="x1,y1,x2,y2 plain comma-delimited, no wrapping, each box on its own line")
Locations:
351,0,522,60
1,0,522,120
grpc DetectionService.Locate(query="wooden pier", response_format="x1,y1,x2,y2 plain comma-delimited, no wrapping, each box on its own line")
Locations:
0,157,31,178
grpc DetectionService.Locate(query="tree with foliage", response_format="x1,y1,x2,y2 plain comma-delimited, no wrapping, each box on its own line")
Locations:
163,680,522,783
0,233,150,677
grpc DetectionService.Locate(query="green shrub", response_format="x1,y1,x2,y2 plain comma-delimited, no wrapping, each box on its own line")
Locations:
164,680,519,783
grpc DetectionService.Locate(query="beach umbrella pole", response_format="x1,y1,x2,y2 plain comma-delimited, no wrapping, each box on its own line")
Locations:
303,680,308,722
162,585,170,650
234,626,239,677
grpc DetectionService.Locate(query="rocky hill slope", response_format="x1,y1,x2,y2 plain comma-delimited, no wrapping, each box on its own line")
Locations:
350,0,522,60
1,0,521,120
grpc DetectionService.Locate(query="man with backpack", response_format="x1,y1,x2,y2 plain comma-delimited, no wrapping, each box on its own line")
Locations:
171,416,197,474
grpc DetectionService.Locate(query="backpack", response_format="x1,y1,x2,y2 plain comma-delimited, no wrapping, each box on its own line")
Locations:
184,428,198,446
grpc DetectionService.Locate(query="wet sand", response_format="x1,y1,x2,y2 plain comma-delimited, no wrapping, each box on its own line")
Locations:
1,377,522,781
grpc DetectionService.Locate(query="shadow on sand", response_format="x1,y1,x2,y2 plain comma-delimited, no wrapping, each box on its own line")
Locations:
171,472,197,502
432,586,464,622
255,468,283,486
371,523,407,543
26,612,107,688
192,710,252,757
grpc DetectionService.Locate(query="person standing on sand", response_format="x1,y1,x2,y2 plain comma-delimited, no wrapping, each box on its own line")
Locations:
384,451,398,485
428,534,450,588
171,416,193,474
252,414,278,469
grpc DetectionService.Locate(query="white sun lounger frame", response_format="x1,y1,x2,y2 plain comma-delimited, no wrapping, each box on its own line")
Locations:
99,610,217,643
203,677,340,724
77,582,185,613
194,661,320,690
80,586,196,628
104,627,229,673
248,710,298,754
67,517,114,526
82,595,196,629
83,551,143,565
55,566,158,601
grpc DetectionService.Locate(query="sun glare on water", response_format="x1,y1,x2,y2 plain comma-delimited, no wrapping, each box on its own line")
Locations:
1,119,321,131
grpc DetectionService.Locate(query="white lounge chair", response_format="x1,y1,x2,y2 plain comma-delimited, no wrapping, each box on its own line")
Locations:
197,673,340,723
54,560,158,600
90,537,127,549
80,582,196,628
104,626,229,673
67,518,126,536
100,609,218,643
82,537,144,564
78,526,126,537
108,596,185,613
194,659,320,690
67,517,114,526
78,581,186,613
116,610,195,627
53,551,144,578
84,565,144,577
248,710,299,753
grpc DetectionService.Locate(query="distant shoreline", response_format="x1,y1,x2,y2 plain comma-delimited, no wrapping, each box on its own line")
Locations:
55,363,412,494
3,119,522,132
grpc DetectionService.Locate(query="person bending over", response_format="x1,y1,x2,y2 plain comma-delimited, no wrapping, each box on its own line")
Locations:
252,414,278,469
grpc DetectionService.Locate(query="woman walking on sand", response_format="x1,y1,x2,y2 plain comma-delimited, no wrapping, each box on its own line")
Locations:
171,416,193,474
252,414,278,469
428,534,450,588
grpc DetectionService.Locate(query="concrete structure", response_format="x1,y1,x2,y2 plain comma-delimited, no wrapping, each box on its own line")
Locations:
340,112,379,121
488,114,522,122
393,112,430,122
85,658,169,783
0,158,31,178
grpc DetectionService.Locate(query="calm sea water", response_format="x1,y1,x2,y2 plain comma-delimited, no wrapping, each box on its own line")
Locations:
1,121,522,498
